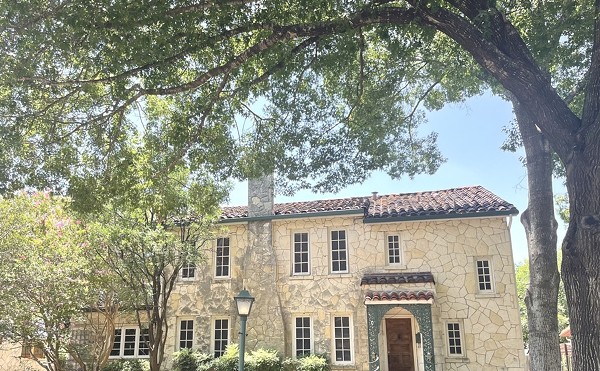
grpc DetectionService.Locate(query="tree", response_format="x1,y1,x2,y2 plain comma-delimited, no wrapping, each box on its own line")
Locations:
0,192,108,371
85,134,227,371
2,0,600,369
515,254,569,346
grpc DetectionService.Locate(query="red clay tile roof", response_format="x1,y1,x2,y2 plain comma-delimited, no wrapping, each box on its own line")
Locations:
220,185,517,221
361,272,435,285
365,290,434,302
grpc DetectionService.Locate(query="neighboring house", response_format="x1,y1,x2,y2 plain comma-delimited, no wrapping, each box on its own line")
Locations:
0,341,46,371
123,178,526,371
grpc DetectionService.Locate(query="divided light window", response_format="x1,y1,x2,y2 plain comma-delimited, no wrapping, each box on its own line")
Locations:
387,235,401,264
214,319,229,358
216,238,230,278
446,322,463,356
110,327,149,358
179,320,194,349
476,260,493,292
331,230,348,273
181,262,196,280
293,233,310,275
333,316,352,363
294,317,312,357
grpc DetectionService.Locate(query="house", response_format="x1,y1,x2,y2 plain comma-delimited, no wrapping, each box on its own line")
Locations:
157,177,526,371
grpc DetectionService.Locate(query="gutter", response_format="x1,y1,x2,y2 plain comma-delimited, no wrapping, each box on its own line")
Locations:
218,208,364,224
362,209,519,224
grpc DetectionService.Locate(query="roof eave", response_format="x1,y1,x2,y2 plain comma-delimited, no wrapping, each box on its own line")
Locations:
362,209,518,224
219,208,364,224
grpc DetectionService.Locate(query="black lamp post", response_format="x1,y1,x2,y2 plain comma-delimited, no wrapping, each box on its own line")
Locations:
234,289,255,371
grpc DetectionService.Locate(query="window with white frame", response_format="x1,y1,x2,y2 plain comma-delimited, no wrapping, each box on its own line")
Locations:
446,322,464,356
179,319,194,349
293,233,310,275
476,259,493,292
294,316,312,357
110,327,149,358
331,230,348,273
181,262,196,280
215,238,230,278
333,316,352,363
213,319,229,357
387,234,402,265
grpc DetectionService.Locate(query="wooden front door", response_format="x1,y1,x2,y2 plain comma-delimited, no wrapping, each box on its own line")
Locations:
385,318,415,371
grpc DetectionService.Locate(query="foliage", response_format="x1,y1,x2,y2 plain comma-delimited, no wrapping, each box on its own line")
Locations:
246,348,281,371
100,359,150,371
3,0,600,369
173,348,214,371
212,344,242,371
282,354,329,371
0,192,103,371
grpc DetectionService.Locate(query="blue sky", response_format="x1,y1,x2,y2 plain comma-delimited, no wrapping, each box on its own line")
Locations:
225,92,567,264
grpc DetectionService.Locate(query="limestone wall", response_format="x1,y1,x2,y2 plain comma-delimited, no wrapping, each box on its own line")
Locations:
168,214,525,371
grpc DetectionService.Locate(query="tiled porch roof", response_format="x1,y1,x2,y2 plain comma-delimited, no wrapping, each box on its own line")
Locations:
220,186,517,221
365,290,434,302
360,272,435,285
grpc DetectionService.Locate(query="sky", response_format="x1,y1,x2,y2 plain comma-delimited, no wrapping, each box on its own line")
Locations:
225,91,567,264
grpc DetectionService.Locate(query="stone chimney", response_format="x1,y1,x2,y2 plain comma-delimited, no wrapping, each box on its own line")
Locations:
242,174,285,353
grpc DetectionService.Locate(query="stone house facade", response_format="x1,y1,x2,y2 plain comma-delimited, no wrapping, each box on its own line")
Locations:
162,179,525,371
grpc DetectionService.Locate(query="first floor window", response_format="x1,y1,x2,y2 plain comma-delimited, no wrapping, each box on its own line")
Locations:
214,319,229,357
110,327,149,358
333,316,352,363
294,317,312,357
181,262,196,280
476,259,493,292
331,230,348,273
446,322,463,356
179,319,194,349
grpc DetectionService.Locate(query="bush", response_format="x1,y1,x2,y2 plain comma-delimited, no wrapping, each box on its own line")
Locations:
296,354,329,371
174,348,214,371
100,359,150,371
246,348,281,371
212,344,242,371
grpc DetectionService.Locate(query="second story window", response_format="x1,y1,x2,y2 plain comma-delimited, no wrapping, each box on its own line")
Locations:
387,235,402,265
181,262,196,280
331,230,348,273
293,232,310,275
216,237,230,278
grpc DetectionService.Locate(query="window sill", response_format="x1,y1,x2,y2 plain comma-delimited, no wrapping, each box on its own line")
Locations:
329,273,352,278
383,265,407,270
289,275,313,280
445,357,469,363
475,292,501,299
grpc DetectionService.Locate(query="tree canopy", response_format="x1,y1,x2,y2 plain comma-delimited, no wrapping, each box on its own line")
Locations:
2,0,600,369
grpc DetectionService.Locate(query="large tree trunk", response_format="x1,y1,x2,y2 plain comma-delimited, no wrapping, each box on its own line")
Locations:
562,151,600,370
514,101,561,371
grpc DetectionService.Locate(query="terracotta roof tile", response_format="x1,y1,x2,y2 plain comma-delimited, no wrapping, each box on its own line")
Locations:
365,290,434,302
360,272,435,285
220,186,517,221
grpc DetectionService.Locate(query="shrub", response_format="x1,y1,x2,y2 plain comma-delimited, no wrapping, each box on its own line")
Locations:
173,348,206,371
212,344,242,371
100,359,150,371
246,348,281,371
296,354,329,371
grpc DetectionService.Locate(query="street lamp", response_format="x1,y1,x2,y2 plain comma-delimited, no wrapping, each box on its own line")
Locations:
234,289,254,371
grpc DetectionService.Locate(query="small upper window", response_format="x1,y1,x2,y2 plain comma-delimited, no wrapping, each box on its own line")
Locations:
181,262,196,280
387,235,402,265
476,259,493,292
